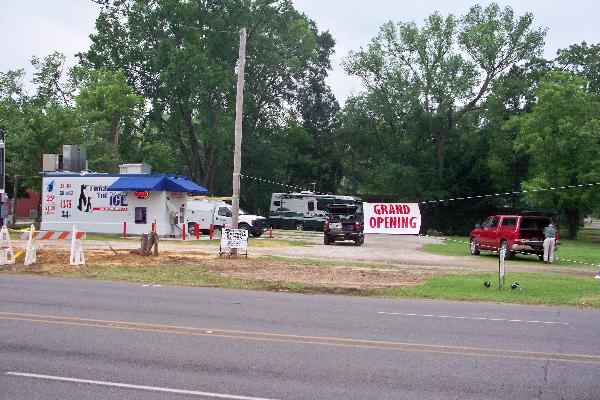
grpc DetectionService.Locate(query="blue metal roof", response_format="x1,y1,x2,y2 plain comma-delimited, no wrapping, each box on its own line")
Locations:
107,176,209,194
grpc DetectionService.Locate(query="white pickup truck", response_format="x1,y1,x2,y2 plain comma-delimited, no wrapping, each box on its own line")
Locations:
186,198,267,237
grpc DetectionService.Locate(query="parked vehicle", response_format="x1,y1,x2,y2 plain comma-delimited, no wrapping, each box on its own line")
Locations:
469,213,560,260
186,198,267,237
269,192,362,230
324,204,364,246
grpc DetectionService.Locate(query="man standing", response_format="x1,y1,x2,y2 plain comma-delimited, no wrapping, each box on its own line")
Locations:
543,222,557,264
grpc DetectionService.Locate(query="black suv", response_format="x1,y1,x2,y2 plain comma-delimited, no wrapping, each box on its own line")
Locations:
324,204,364,246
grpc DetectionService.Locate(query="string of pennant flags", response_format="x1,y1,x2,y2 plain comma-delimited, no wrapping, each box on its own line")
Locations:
240,174,307,192
419,182,600,205
240,173,600,205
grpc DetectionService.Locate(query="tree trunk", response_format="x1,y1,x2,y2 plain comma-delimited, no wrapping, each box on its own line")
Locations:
434,130,449,181
111,114,120,172
566,206,580,240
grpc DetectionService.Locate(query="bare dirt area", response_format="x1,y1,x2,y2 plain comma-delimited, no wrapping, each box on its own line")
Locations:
8,230,593,287
10,248,448,289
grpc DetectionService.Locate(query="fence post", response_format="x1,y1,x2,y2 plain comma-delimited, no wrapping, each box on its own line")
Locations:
123,221,127,239
182,224,186,241
194,223,199,240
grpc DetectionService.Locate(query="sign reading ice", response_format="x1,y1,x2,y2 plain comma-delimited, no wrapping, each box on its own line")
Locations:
363,203,421,235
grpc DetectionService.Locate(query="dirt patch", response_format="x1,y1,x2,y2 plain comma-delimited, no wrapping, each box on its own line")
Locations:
13,249,448,289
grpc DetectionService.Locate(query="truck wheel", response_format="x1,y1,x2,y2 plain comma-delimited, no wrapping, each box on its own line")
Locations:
295,222,304,231
469,238,480,255
251,231,263,238
500,240,513,260
354,238,363,246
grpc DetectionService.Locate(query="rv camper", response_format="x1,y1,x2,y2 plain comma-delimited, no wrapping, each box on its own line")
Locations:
186,198,267,237
269,192,362,230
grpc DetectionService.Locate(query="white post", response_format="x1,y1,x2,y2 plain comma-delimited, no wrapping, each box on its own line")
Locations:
0,225,15,265
69,226,85,266
24,224,36,266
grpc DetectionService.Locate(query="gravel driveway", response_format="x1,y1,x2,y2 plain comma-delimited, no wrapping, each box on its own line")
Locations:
15,230,594,276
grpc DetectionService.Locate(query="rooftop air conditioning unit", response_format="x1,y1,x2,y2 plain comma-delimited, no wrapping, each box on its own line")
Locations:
119,163,152,174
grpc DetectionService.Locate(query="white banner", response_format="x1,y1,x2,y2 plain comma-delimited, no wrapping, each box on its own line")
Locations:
221,228,249,250
363,203,421,235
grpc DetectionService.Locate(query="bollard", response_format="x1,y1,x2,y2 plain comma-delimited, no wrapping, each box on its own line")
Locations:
268,228,273,239
151,222,156,233
182,224,186,241
123,221,127,239
209,224,213,240
194,223,200,240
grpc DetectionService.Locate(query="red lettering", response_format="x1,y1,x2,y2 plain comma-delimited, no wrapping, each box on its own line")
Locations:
377,217,384,227
373,204,381,215
369,217,377,228
401,216,409,228
381,204,388,214
403,205,410,214
394,204,402,214
410,217,417,229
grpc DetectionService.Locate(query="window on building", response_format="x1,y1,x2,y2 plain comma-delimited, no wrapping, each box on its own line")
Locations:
135,207,147,224
308,201,315,211
273,201,281,207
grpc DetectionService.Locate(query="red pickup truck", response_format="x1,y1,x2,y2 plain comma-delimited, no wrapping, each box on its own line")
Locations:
469,214,559,260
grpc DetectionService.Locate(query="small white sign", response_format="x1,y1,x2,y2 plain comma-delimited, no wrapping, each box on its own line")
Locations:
499,247,506,279
363,203,421,235
221,228,249,250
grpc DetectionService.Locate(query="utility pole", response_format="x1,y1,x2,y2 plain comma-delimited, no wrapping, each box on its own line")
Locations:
231,27,247,255
0,128,4,226
11,174,18,228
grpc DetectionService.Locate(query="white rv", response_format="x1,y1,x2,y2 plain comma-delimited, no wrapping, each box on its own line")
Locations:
186,198,267,237
269,192,362,230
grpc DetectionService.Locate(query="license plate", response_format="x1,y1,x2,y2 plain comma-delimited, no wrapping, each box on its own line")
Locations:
330,223,342,229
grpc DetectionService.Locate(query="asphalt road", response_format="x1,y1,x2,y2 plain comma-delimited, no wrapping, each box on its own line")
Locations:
1,274,599,399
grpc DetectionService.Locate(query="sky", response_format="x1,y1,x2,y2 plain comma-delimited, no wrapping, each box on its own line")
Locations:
1,0,599,103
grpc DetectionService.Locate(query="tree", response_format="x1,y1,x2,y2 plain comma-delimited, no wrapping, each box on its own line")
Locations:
343,3,546,188
507,71,600,238
556,42,600,96
0,53,82,193
82,0,335,198
74,68,143,171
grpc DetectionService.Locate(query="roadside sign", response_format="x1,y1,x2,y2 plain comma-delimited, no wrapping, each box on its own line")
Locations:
220,228,249,256
499,247,506,289
363,203,421,235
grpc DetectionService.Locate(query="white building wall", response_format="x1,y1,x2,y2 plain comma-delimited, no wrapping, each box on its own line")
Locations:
41,174,187,236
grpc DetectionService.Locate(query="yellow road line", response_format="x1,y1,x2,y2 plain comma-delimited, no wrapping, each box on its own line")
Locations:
0,312,599,365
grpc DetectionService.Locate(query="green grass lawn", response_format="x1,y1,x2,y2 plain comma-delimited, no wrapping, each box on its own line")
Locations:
379,272,600,307
422,232,600,268
44,265,600,307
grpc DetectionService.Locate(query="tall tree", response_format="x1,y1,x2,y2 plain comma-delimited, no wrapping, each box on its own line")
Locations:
74,68,143,171
507,71,600,238
83,0,333,197
343,3,546,187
